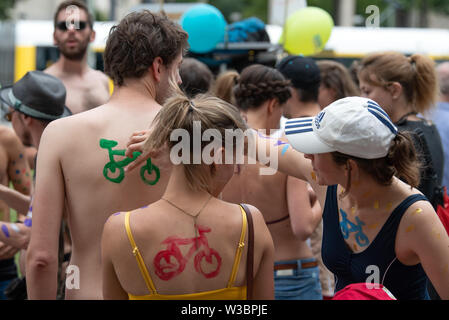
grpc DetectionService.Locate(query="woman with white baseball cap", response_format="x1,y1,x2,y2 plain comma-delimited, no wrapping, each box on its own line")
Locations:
125,95,449,299
279,96,449,300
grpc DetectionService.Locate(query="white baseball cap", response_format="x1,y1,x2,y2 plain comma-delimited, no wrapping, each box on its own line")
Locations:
284,97,398,159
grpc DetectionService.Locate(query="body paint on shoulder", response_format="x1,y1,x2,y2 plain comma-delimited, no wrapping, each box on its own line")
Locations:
1,224,10,238
24,218,32,227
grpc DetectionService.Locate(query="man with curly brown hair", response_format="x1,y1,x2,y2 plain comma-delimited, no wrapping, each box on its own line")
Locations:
26,10,188,299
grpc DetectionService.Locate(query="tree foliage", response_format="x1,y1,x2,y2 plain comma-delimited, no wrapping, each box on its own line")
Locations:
0,0,18,20
174,0,449,25
174,0,268,23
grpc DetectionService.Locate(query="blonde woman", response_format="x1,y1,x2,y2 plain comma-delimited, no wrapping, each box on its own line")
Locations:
102,94,274,300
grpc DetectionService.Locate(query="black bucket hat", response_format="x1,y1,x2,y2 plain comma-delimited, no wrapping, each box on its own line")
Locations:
0,71,72,121
276,55,321,90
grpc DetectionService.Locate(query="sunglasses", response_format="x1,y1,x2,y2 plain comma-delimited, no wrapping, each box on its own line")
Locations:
3,109,13,122
56,21,88,31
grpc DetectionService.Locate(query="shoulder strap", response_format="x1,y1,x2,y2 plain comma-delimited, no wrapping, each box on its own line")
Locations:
227,206,248,287
240,203,254,300
124,211,157,295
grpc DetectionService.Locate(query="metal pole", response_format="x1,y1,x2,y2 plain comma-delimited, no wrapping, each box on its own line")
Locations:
110,0,116,21
338,0,355,27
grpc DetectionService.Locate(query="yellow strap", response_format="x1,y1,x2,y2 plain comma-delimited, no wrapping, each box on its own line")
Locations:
227,205,248,288
124,211,157,295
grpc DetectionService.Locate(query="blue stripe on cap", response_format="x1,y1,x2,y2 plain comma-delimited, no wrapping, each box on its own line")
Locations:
367,103,389,119
285,128,314,135
367,109,397,134
285,123,313,130
367,100,380,108
286,118,313,125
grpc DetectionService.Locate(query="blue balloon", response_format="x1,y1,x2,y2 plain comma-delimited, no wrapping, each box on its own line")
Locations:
180,4,227,54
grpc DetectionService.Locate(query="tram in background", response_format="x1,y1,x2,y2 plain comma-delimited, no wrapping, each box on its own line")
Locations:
8,21,449,84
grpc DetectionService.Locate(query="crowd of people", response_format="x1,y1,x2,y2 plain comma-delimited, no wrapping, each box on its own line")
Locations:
0,0,449,301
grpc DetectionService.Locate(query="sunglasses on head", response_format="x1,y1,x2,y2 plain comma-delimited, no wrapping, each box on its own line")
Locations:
56,21,88,31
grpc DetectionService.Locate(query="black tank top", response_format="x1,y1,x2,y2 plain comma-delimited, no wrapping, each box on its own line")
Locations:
322,185,430,300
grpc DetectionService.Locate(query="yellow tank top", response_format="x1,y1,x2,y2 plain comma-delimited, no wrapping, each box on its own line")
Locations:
124,205,248,300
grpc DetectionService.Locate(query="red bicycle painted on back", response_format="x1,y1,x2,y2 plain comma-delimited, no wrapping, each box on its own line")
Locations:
153,225,222,281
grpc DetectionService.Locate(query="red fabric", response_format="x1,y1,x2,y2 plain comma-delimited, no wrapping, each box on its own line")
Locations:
332,283,396,300
436,187,449,235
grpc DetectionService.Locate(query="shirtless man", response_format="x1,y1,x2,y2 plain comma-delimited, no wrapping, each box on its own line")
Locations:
0,71,72,299
45,0,110,114
0,125,32,299
26,10,188,300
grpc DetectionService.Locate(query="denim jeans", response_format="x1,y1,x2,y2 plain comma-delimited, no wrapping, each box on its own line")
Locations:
274,258,323,300
0,279,13,300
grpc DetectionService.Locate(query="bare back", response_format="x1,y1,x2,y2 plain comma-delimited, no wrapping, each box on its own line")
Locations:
103,199,274,299
45,65,110,114
33,99,171,299
222,163,313,261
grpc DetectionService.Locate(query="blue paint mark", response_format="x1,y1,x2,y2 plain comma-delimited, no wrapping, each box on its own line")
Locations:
19,154,23,159
24,218,32,227
140,205,149,209
339,209,369,247
15,170,20,175
113,212,121,216
1,225,10,238
281,144,290,156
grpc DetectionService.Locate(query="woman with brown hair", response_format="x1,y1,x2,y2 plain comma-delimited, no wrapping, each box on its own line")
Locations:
222,64,324,300
212,70,240,104
101,93,274,300
317,60,360,109
125,96,449,299
358,52,444,214
280,96,449,300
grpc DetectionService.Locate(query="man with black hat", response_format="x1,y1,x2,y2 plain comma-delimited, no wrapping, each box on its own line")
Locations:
0,70,72,299
277,55,322,120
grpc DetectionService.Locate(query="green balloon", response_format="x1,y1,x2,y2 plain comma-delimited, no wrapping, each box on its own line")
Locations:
282,7,334,56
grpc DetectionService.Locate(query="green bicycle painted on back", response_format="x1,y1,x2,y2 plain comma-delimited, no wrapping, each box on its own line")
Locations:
100,138,160,185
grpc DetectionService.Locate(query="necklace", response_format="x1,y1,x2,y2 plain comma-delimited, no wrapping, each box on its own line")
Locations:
162,194,213,246
395,111,417,125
